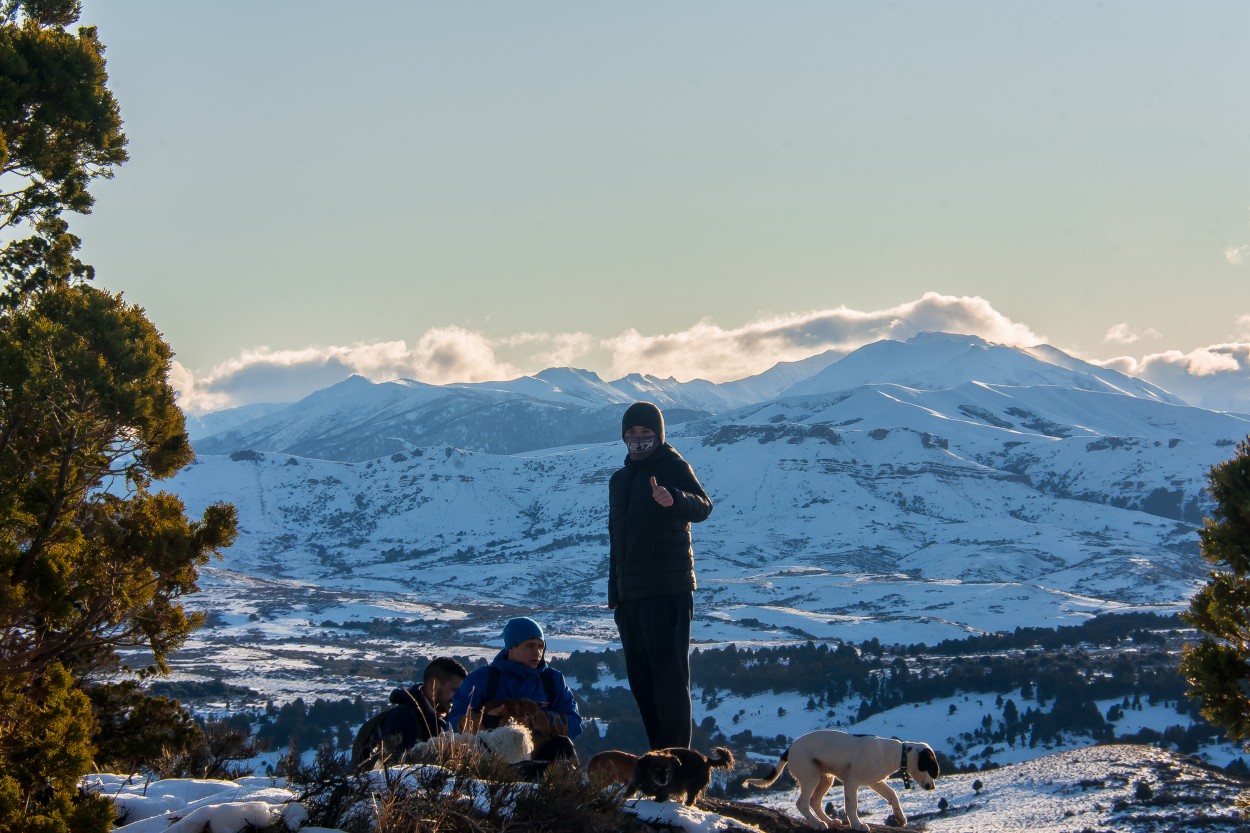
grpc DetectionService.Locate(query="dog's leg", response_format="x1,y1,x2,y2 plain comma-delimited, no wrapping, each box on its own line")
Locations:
868,781,905,827
794,771,833,829
808,772,837,829
684,768,712,806
843,782,867,831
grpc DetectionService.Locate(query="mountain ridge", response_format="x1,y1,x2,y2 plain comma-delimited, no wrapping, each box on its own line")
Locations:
169,333,1246,670
187,332,1192,460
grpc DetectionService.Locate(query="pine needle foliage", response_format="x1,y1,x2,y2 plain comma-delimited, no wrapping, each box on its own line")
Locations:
1181,438,1250,744
0,3,237,829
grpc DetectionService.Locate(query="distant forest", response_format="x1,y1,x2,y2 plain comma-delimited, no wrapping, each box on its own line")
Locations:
154,612,1238,778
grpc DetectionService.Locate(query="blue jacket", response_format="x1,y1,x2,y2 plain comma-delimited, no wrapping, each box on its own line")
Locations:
447,650,583,740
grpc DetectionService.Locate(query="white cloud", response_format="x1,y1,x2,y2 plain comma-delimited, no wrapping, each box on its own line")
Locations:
499,331,595,369
1138,348,1241,377
1096,343,1250,411
1103,323,1161,345
171,329,593,414
171,293,1044,413
1226,245,1249,265
601,292,1045,381
168,293,1250,417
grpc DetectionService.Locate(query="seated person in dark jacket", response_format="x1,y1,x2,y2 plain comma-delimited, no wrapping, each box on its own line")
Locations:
447,617,582,764
376,656,468,759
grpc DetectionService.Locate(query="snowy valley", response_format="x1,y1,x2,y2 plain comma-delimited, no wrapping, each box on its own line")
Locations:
131,332,1250,829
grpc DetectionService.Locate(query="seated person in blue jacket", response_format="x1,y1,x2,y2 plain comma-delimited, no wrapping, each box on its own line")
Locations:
447,617,582,763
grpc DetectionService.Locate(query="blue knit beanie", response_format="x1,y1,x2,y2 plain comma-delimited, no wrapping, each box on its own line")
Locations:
502,617,544,649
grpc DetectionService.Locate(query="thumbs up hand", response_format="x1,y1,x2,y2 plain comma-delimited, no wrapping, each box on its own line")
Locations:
650,476,674,507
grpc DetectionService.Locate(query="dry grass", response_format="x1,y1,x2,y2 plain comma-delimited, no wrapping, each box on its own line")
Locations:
287,738,630,833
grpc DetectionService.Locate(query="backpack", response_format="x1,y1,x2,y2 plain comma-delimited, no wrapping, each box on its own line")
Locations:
483,664,559,707
350,707,397,772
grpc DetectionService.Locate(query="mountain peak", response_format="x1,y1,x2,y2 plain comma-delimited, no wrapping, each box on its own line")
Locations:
533,367,605,384
903,331,995,347
781,334,1181,403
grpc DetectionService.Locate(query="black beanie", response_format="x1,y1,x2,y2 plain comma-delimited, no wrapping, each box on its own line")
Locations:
621,401,665,445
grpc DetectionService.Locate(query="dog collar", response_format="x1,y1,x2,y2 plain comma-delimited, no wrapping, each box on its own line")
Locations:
899,745,913,789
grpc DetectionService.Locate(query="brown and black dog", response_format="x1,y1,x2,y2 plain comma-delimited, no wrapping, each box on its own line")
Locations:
629,746,735,805
586,749,638,785
460,698,567,750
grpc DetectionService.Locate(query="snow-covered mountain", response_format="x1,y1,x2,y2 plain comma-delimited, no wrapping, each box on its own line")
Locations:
166,333,1250,693
782,332,1182,403
191,369,719,460
183,401,289,440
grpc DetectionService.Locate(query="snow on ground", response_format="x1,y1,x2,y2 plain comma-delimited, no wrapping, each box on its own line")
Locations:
84,768,770,833
749,745,1247,833
83,745,1247,832
692,684,1241,774
84,774,307,832
625,798,761,831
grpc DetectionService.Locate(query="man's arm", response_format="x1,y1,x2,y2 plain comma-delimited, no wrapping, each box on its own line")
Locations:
446,669,486,732
667,461,712,523
544,671,583,740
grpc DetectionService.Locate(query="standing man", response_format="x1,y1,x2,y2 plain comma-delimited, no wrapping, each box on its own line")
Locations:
609,401,713,749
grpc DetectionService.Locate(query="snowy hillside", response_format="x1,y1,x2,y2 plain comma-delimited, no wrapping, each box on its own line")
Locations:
187,347,854,460
745,744,1247,832
159,334,1250,718
83,745,1248,833
191,371,714,459
782,333,1182,403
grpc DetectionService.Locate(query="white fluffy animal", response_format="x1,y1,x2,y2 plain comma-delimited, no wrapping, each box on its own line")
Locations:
414,723,534,765
472,723,534,764
743,730,939,830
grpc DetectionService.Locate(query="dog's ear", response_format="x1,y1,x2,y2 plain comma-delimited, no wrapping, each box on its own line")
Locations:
919,747,940,778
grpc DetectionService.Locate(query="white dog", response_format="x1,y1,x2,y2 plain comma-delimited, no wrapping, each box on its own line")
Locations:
743,730,939,831
415,723,534,765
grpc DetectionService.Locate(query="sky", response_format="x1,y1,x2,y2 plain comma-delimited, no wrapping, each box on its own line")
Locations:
62,2,1250,413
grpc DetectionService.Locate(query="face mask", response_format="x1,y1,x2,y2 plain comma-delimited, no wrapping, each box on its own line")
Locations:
625,435,658,455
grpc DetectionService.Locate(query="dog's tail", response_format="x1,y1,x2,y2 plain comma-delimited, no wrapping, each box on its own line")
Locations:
708,746,735,770
741,746,790,789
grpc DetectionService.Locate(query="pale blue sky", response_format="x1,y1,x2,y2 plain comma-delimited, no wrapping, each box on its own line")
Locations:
70,2,1250,411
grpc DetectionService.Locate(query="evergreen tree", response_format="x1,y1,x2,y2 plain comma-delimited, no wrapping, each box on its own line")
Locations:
1,2,237,828
1181,439,1250,743
0,0,128,300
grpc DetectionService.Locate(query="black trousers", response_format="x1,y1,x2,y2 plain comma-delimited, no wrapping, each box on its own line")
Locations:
614,592,693,750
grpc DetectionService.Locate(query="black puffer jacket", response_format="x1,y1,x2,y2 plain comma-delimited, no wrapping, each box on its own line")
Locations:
608,443,712,608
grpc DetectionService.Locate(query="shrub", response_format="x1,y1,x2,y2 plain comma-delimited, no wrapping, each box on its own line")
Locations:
287,738,629,833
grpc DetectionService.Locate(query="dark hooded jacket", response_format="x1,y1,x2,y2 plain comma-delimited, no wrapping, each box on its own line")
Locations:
378,682,445,750
608,443,712,608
